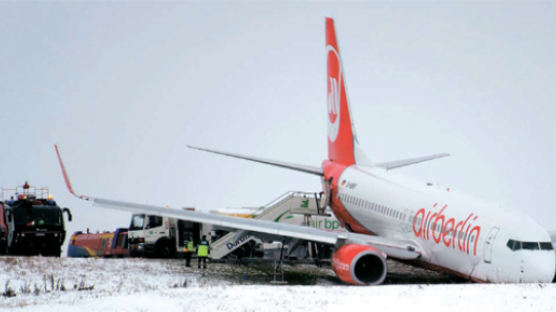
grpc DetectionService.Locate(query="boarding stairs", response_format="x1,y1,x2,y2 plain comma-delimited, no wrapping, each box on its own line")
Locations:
210,190,329,259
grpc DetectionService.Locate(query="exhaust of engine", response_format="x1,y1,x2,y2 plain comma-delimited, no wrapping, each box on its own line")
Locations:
353,253,387,284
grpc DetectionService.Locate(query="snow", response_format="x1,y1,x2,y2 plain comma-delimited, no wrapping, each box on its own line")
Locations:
1,257,555,311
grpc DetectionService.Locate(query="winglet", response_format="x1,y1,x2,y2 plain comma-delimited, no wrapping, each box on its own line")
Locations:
54,144,91,201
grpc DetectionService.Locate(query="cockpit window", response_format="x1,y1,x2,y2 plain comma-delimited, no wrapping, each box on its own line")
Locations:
507,239,519,251
522,242,539,250
507,239,553,251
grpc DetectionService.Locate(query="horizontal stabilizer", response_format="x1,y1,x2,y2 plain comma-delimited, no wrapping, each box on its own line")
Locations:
187,145,323,176
376,153,450,170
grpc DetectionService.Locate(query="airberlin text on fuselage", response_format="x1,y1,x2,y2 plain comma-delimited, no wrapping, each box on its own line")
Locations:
412,204,481,256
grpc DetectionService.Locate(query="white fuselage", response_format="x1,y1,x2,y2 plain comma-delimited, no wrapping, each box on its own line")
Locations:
336,165,555,283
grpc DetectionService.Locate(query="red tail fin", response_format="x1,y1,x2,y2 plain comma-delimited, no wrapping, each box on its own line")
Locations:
326,18,355,166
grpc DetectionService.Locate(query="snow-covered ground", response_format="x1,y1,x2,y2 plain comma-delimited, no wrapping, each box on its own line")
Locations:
1,257,555,311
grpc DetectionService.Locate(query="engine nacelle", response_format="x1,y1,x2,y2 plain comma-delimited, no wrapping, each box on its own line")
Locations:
332,244,387,285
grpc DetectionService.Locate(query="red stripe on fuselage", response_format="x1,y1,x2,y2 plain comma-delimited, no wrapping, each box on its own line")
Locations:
322,160,374,235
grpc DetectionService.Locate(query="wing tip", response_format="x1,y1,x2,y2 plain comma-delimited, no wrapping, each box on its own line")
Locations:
54,144,87,199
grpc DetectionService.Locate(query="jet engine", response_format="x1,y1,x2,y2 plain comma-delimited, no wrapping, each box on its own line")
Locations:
332,244,387,285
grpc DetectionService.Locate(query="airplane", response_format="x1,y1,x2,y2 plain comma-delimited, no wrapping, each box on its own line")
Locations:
55,17,555,285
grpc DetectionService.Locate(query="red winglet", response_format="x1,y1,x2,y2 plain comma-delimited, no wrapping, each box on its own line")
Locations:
54,144,89,200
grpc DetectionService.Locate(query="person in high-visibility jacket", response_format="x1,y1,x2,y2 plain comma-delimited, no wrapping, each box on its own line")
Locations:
183,234,194,267
197,235,210,269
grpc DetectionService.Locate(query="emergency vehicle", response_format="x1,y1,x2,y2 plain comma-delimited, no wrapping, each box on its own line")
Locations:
0,182,72,256
67,228,129,257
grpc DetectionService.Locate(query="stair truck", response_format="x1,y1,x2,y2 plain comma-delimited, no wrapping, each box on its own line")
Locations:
209,191,345,260
0,182,72,257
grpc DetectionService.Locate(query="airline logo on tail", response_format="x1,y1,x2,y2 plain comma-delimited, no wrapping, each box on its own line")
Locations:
327,45,342,142
325,17,355,165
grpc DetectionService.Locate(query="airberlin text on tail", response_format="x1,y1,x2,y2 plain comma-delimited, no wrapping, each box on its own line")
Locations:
326,17,355,166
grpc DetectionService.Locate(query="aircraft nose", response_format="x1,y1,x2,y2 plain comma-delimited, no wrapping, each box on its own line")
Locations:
522,251,555,283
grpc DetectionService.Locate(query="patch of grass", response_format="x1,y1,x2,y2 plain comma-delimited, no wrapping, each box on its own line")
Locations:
2,280,16,298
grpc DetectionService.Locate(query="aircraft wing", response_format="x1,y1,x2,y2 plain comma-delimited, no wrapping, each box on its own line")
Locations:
55,145,420,260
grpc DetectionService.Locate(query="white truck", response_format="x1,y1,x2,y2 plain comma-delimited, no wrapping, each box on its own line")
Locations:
127,208,207,258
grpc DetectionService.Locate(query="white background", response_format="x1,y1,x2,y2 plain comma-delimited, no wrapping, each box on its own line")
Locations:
1,2,555,252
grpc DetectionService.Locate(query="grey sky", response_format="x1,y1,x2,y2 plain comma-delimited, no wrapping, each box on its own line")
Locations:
1,2,555,251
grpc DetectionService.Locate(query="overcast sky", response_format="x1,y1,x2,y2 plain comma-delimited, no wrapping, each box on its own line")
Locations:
1,2,555,251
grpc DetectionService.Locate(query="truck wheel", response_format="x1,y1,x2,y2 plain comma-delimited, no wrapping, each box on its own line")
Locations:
156,241,176,258
157,243,170,258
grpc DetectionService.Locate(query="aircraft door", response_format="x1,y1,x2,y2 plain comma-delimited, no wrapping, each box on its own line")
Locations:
483,227,500,264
